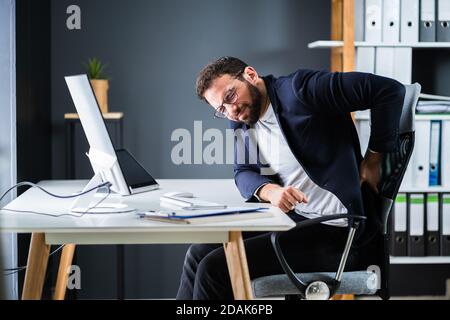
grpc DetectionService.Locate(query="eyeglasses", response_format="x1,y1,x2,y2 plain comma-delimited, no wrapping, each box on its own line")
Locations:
213,87,239,119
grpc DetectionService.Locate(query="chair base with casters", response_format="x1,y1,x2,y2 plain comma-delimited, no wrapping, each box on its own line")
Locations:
257,214,370,300
250,83,421,301
253,271,378,298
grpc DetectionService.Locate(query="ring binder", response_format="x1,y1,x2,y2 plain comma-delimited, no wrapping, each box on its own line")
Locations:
408,194,425,256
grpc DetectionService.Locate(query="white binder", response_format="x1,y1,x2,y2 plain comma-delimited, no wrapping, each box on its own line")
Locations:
409,193,425,256
383,0,400,43
444,195,450,232
441,194,450,255
401,0,420,43
410,194,425,236
437,0,450,42
420,0,437,42
356,47,376,73
429,121,442,186
427,193,440,233
426,193,440,256
355,0,365,41
394,193,407,233
375,47,394,78
392,193,408,256
393,47,412,84
365,0,383,42
442,120,450,188
412,120,431,187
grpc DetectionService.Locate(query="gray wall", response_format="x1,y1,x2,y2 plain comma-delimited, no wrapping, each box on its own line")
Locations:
51,0,330,299
0,0,18,300
51,0,330,180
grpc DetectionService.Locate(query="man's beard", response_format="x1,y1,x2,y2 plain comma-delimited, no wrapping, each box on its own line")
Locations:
240,81,263,125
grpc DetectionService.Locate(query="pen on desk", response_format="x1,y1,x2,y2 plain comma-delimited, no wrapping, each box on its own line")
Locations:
136,211,154,218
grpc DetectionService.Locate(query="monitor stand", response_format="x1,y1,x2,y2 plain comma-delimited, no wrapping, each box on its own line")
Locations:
70,172,135,214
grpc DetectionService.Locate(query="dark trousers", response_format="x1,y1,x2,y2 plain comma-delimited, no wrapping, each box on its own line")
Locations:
176,213,376,300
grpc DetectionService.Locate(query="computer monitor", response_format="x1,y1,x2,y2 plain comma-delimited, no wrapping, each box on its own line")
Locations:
65,74,159,213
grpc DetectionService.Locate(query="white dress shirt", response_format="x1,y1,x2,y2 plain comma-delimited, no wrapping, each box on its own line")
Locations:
253,104,348,227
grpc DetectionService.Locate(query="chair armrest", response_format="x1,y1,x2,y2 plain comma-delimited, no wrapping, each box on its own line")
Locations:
270,214,366,299
285,214,367,233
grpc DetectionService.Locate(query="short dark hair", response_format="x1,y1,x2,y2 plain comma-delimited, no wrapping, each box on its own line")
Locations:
196,56,248,102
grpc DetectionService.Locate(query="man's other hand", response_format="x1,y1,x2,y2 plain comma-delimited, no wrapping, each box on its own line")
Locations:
360,148,383,193
257,184,308,213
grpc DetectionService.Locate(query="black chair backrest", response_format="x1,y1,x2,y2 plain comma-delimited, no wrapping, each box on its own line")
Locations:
368,83,421,299
379,83,421,229
359,83,421,239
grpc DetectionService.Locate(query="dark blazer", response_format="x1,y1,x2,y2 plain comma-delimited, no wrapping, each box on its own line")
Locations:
231,69,406,217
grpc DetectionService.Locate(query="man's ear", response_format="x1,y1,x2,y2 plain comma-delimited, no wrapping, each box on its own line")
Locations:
242,66,259,84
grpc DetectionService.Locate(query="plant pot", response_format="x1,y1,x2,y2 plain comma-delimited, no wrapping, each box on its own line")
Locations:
90,79,109,113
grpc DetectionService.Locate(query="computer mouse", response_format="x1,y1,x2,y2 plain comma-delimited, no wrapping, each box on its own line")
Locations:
163,191,194,198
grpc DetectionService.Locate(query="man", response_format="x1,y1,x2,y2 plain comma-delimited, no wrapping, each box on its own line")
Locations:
176,57,406,300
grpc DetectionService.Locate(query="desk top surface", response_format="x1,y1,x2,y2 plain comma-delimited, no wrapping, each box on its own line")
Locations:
0,179,295,234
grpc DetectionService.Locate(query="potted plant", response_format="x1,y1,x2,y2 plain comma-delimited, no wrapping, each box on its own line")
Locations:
84,57,110,113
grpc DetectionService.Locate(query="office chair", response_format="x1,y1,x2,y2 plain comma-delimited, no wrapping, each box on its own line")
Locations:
251,83,421,300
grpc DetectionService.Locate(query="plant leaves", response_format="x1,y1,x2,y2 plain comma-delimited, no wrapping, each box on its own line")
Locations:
83,57,109,79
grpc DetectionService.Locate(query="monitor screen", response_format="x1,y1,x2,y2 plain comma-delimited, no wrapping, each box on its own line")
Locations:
115,149,158,192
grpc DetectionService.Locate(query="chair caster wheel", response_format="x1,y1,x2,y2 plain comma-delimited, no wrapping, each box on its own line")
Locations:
305,281,330,300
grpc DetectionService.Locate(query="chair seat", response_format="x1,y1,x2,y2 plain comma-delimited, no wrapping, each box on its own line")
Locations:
252,271,378,298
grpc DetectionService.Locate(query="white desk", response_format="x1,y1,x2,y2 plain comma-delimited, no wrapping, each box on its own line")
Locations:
0,179,295,300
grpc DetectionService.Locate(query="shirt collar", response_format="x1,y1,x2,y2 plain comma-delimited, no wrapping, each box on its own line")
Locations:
258,104,276,124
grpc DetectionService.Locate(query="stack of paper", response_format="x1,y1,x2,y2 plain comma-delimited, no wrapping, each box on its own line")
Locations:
137,207,272,224
416,100,450,114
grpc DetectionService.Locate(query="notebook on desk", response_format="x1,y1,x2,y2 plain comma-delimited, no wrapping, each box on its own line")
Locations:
137,207,271,224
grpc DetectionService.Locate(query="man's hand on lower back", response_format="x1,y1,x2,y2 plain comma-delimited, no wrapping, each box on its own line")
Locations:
257,184,308,213
360,148,383,193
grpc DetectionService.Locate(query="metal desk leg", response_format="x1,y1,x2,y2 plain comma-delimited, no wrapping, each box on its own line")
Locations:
22,233,50,300
53,244,76,300
223,231,254,300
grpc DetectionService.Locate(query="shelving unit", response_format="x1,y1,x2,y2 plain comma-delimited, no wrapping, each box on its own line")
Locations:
355,114,450,122
399,186,450,193
390,256,450,264
315,1,450,275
